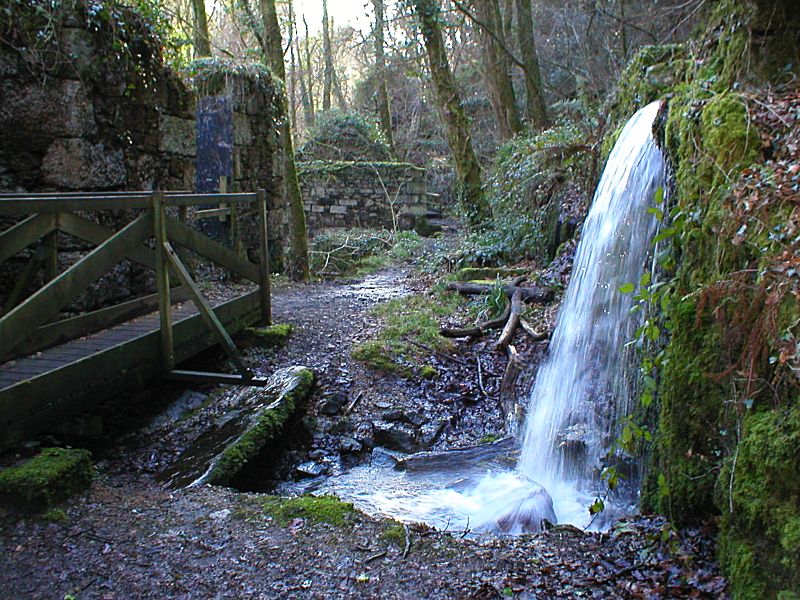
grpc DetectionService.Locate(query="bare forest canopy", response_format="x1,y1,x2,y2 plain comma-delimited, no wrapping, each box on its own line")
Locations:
59,0,706,162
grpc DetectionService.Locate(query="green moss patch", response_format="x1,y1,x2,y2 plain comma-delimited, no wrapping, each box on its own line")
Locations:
716,404,800,599
260,494,355,527
0,447,93,513
381,522,407,546
207,367,315,486
240,323,294,348
352,290,470,379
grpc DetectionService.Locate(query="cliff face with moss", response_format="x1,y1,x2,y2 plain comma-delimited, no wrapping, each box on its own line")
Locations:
605,1,800,597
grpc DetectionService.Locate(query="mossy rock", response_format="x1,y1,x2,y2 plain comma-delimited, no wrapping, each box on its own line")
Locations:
239,323,294,349
716,404,800,599
206,367,315,486
0,447,93,513
260,494,356,527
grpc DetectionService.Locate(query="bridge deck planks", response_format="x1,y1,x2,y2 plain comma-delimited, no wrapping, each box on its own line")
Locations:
0,289,262,449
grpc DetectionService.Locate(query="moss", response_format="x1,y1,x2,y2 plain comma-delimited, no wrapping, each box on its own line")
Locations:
717,405,800,598
418,365,438,380
643,298,730,520
604,44,687,147
351,291,470,378
260,494,355,527
242,323,294,348
41,508,69,523
208,368,315,485
0,448,93,513
479,434,500,444
381,522,407,546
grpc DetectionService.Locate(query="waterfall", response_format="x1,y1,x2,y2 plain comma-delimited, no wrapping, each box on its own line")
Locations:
516,100,666,521
309,101,667,533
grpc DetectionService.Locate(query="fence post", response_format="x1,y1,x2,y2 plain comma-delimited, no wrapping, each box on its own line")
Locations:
257,188,272,326
153,191,174,370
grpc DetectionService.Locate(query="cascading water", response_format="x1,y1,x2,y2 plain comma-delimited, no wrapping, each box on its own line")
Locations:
294,101,667,532
514,99,666,526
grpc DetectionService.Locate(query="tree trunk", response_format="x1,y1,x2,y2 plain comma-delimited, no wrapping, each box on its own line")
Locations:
413,0,491,230
475,0,523,140
260,0,310,281
322,0,333,111
302,15,316,127
191,0,212,58
514,0,548,127
294,15,313,129
287,1,299,130
372,0,396,156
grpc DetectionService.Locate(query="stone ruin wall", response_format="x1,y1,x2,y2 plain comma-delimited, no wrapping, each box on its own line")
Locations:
298,162,430,232
0,5,282,312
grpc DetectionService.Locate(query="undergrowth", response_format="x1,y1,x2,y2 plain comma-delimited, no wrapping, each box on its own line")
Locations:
351,287,477,378
309,229,423,278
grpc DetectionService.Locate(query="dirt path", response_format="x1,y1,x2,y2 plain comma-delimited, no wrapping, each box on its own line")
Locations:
0,257,729,599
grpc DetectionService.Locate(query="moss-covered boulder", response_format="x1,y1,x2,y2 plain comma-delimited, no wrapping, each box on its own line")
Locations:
0,447,93,513
159,367,315,489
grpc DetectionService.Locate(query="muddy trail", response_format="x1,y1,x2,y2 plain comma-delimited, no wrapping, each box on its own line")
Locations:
0,237,728,599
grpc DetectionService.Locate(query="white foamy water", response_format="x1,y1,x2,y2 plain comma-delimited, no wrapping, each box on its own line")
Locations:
309,101,666,532
517,100,666,521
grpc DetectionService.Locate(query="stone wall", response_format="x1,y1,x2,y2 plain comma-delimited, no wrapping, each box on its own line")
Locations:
0,6,282,311
298,162,429,231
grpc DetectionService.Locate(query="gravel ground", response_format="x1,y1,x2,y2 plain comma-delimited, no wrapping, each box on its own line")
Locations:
0,238,729,599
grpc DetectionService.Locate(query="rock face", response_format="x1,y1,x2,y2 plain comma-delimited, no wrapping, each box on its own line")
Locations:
157,367,315,489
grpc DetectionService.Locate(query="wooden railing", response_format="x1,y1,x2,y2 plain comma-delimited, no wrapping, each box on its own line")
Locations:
0,190,272,384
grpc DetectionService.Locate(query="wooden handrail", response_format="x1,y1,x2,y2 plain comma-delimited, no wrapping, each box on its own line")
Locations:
0,191,259,214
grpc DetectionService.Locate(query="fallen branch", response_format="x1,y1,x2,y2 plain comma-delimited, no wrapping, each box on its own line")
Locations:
499,344,525,436
494,290,524,352
362,550,388,564
446,281,553,304
440,299,512,338
402,524,411,559
476,354,489,397
520,318,550,341
344,391,363,416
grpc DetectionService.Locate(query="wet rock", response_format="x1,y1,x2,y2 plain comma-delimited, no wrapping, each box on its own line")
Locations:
308,450,326,461
495,485,557,534
372,420,419,454
338,436,362,454
295,461,328,478
556,423,590,464
157,366,315,489
353,421,375,449
419,419,447,447
320,392,348,415
370,446,406,467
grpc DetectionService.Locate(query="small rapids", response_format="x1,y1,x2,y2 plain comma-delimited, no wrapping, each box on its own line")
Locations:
294,101,666,533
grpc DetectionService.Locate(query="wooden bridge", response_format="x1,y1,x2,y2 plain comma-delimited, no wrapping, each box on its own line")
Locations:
0,190,273,450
